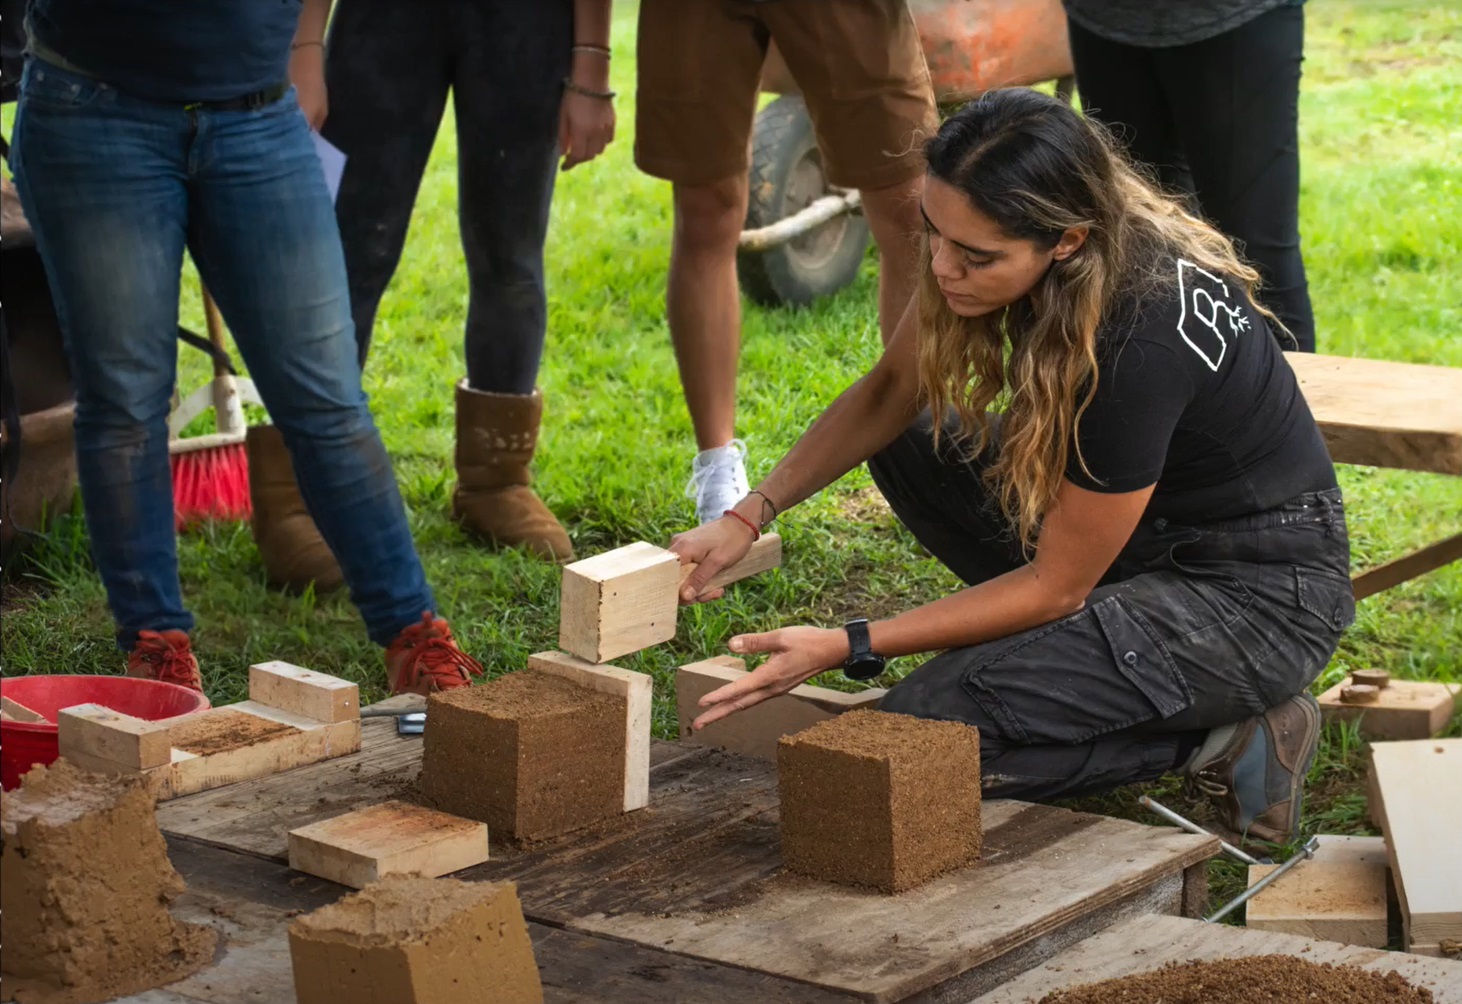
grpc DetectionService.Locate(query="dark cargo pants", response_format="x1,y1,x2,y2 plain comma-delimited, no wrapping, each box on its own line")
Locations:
869,419,1354,802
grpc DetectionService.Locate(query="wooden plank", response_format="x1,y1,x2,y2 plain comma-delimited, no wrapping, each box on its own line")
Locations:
1371,739,1462,953
248,662,359,724
1245,835,1389,947
676,656,885,760
56,702,173,769
1353,533,1462,600
287,800,489,888
1319,678,1460,740
526,651,652,812
1,695,47,723
1286,352,1462,475
970,913,1462,1003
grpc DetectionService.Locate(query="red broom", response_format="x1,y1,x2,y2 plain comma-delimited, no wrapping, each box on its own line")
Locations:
169,287,252,528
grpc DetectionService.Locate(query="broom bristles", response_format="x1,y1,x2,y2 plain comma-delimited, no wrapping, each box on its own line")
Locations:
171,442,251,530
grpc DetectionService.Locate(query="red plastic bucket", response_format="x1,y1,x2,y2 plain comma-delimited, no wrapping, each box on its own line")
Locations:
0,675,210,790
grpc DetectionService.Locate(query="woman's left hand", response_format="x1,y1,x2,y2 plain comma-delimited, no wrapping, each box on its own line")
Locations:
692,627,850,729
559,89,615,171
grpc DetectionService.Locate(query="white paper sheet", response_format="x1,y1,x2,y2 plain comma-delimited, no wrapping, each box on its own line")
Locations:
310,131,346,204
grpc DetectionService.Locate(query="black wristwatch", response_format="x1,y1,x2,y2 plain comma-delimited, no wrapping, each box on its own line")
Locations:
842,618,886,681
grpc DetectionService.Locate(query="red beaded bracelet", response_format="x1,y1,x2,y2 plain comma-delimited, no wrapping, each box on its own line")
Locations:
722,509,761,541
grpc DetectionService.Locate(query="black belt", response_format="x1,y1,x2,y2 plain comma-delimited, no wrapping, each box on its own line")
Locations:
183,80,290,112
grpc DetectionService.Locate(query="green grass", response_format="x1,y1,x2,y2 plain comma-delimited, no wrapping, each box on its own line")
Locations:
4,0,1459,919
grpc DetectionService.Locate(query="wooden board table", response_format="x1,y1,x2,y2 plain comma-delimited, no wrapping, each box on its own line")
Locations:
969,913,1462,1002
152,716,1219,1003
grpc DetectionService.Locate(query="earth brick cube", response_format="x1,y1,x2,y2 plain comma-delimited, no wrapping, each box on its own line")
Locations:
420,671,626,841
777,709,982,893
288,876,541,1004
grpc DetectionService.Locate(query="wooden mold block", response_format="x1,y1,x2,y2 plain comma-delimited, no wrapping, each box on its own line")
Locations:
559,534,781,663
1319,677,1460,740
1245,834,1390,947
777,709,982,893
420,670,627,841
677,655,886,760
1370,738,1462,956
56,662,361,800
288,800,489,889
288,876,542,1004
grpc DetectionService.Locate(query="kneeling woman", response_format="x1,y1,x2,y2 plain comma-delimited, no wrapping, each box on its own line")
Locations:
672,89,1353,844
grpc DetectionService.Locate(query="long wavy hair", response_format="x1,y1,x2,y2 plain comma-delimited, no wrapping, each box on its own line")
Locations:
918,88,1278,553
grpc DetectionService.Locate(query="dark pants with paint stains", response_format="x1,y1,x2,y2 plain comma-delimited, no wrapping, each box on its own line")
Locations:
323,0,572,393
869,417,1353,802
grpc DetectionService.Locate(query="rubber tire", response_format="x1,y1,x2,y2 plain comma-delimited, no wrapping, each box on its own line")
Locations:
738,95,870,308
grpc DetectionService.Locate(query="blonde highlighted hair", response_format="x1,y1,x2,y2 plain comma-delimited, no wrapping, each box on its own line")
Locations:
917,89,1281,553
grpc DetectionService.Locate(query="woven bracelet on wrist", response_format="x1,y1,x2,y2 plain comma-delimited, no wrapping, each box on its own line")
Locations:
723,509,761,541
563,77,616,100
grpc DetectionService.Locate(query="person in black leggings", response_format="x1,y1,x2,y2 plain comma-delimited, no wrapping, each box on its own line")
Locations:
1062,0,1316,352
266,0,614,582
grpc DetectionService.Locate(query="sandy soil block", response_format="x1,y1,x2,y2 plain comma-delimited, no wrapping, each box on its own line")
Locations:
0,760,216,1004
777,709,982,893
420,672,626,841
1246,835,1390,947
288,876,542,1004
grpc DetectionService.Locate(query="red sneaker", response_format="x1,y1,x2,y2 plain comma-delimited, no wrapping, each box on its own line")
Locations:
127,630,204,693
385,613,483,696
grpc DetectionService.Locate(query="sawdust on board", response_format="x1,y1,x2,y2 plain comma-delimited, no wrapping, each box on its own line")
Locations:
167,707,300,756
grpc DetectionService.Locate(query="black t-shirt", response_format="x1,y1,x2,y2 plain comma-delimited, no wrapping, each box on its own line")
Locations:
1065,256,1336,521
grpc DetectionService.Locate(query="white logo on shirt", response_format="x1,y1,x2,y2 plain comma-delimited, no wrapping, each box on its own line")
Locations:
1175,258,1252,372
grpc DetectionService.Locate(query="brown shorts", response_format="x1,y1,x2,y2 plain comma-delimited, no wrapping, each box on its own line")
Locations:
635,0,938,191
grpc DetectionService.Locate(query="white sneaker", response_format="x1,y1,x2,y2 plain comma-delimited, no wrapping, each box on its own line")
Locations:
686,439,750,525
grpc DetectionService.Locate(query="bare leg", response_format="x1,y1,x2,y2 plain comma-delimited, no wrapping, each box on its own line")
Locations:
860,173,926,345
667,175,750,451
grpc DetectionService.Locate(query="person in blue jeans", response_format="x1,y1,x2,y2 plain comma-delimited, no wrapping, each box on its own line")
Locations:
11,0,482,696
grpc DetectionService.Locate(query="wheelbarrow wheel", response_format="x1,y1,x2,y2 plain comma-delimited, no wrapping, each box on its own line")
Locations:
739,95,870,308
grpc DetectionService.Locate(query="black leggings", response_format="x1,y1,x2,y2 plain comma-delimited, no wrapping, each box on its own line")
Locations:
868,415,1353,802
1068,5,1315,352
322,0,572,393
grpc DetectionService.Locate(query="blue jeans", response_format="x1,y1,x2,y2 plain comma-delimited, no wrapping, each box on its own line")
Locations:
11,58,435,648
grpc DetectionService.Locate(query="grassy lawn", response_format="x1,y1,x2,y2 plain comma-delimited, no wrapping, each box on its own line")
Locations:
3,1,1458,919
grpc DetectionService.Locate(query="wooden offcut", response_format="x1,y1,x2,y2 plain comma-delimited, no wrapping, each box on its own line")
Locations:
0,696,48,723
1370,738,1462,955
971,913,1462,1004
1319,678,1459,740
56,703,173,769
1245,835,1389,947
527,650,652,812
558,534,782,663
677,656,885,760
248,662,359,724
287,800,489,889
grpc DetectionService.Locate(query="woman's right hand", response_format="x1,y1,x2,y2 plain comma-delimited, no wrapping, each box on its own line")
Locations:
668,516,756,605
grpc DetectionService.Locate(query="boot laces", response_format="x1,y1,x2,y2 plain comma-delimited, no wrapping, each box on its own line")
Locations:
391,614,483,692
133,632,200,688
1192,771,1229,798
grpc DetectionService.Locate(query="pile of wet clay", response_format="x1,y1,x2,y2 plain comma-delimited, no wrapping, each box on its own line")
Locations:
1,759,216,1004
1038,954,1436,1003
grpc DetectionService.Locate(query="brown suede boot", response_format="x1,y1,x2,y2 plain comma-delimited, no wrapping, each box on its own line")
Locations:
452,381,573,561
246,424,345,594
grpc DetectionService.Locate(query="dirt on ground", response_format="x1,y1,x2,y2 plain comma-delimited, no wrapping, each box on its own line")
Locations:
1037,955,1435,1003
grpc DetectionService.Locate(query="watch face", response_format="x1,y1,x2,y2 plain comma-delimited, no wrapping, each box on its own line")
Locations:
844,654,885,681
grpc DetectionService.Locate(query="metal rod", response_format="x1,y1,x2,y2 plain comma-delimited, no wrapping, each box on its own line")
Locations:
738,190,861,252
1138,796,1268,867
1205,836,1320,924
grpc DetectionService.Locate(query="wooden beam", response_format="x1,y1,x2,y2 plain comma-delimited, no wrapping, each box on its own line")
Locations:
1286,352,1462,476
287,800,489,888
248,661,360,723
527,651,652,811
559,535,782,663
1352,533,1462,601
1245,835,1389,947
1370,739,1462,954
676,656,885,760
56,703,173,770
1319,677,1460,740
0,696,47,723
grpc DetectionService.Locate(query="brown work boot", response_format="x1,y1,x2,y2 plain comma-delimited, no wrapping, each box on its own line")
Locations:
247,424,345,594
1185,692,1321,845
384,612,484,696
128,630,204,693
451,382,573,562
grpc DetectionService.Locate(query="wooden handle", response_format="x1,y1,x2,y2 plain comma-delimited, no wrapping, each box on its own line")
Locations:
201,285,229,376
680,533,782,592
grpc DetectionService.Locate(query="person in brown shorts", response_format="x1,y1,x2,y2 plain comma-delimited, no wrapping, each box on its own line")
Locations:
636,0,939,524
